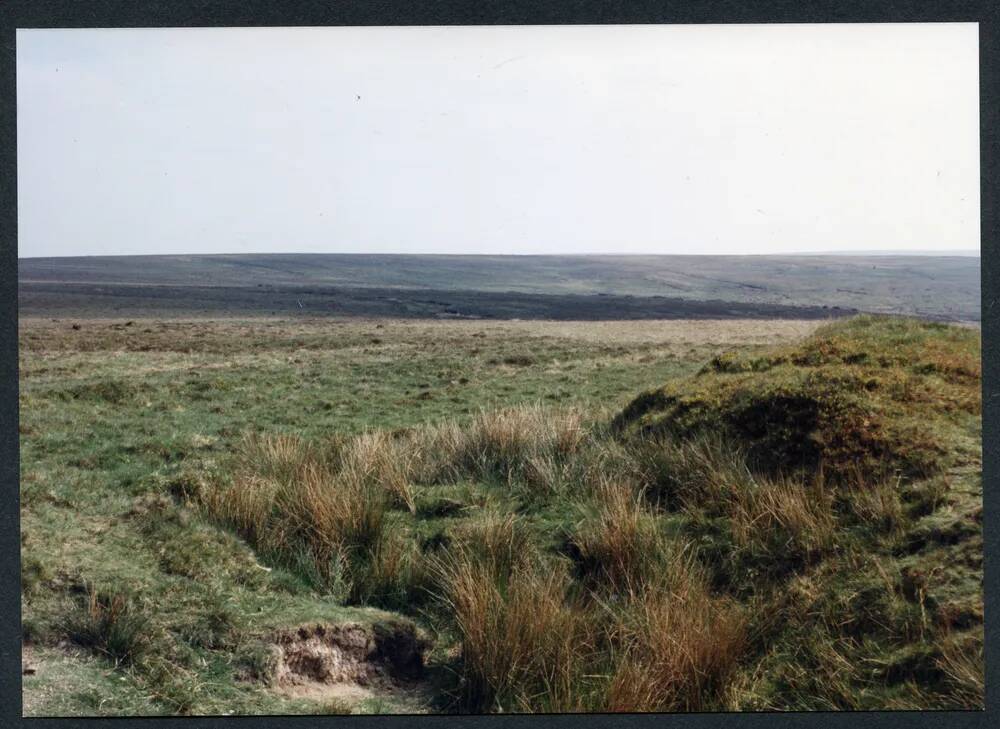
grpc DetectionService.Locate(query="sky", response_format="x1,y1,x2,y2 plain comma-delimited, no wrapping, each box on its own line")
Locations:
17,24,980,258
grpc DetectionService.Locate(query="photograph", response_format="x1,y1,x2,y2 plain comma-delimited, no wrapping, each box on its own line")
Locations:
15,21,983,716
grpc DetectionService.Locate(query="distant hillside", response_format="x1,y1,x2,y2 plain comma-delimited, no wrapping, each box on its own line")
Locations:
18,254,979,321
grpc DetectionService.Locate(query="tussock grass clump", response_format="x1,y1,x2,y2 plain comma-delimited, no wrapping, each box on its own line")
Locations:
382,405,588,496
430,503,748,713
429,519,596,712
204,409,593,603
204,435,389,595
844,477,905,533
935,631,984,707
445,511,535,578
404,422,466,485
627,434,836,574
725,474,836,560
278,462,386,566
347,529,432,611
606,582,747,712
63,585,151,667
630,432,753,511
451,406,586,486
438,563,589,712
569,479,678,592
338,431,416,512
568,480,749,711
233,430,415,512
235,433,326,485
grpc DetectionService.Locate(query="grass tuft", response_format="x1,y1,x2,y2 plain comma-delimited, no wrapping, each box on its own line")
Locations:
63,585,151,668
606,582,746,712
429,533,594,712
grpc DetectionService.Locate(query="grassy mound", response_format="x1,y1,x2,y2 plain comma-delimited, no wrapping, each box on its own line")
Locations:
613,316,981,481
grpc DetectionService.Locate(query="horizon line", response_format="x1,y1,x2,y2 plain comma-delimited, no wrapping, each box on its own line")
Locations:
18,249,982,260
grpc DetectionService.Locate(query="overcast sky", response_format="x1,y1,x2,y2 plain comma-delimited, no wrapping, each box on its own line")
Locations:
17,24,979,258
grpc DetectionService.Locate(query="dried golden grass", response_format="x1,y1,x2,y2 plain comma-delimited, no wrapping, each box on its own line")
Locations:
430,489,747,713
445,511,534,580
727,475,837,557
936,633,984,708
405,422,465,484
606,579,747,712
205,394,978,712
339,430,415,512
631,434,836,562
454,406,586,484
429,524,593,712
571,478,672,592
235,432,318,484
844,477,905,533
204,436,388,589
633,432,753,511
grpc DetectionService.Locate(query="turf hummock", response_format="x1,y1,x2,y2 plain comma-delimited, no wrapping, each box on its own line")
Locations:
613,315,981,482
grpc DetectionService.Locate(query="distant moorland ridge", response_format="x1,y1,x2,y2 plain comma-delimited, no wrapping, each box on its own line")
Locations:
18,253,980,321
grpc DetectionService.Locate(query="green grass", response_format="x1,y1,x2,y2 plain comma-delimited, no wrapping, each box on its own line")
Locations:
19,315,982,714
22,317,770,715
614,316,981,482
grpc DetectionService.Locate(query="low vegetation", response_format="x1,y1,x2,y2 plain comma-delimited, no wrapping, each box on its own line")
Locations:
20,315,982,714
614,316,980,481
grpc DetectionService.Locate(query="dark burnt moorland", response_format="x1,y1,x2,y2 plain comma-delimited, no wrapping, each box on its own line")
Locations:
18,253,979,321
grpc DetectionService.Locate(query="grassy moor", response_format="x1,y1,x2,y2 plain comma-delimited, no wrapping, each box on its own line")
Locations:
15,20,982,718
18,257,982,715
14,16,985,719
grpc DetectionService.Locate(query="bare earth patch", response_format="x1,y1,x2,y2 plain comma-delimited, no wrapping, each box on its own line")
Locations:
261,622,429,709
